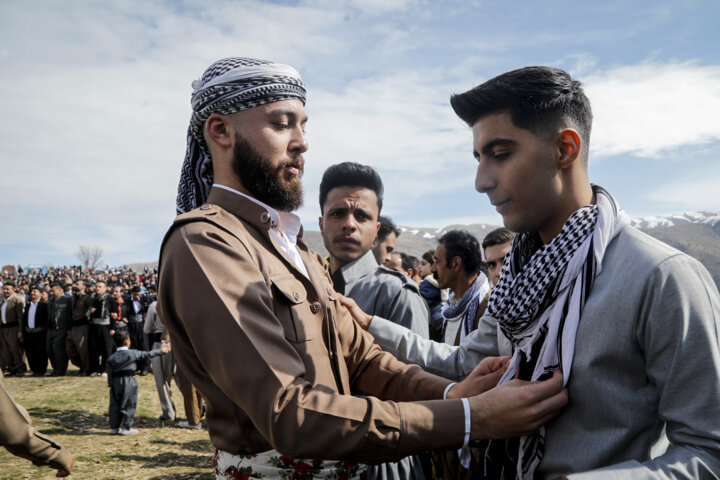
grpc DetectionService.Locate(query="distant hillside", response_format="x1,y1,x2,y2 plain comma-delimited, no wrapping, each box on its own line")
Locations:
303,211,720,288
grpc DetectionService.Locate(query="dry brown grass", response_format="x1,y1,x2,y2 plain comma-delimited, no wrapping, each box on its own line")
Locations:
0,367,214,480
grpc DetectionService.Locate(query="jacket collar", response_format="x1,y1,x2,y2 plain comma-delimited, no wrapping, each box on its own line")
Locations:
205,186,304,238
337,250,378,288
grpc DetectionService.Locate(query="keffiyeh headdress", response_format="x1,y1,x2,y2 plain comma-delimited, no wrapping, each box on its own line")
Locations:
176,57,306,214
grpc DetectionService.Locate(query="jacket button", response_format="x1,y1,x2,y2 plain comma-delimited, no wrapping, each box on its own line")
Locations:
199,204,211,210
293,292,300,301
326,287,334,295
260,212,271,223
310,302,320,313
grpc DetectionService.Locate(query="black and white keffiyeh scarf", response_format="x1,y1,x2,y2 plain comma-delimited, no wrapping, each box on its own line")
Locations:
176,57,306,214
484,185,629,480
442,273,490,344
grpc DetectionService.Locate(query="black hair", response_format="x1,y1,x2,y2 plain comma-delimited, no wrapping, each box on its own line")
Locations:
49,282,62,289
450,66,593,160
318,162,384,213
377,215,400,243
113,329,130,348
422,249,435,265
438,229,484,276
3,281,15,288
400,253,420,271
131,285,142,293
481,227,516,250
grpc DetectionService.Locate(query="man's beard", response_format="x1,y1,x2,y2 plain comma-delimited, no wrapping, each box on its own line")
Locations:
231,134,304,212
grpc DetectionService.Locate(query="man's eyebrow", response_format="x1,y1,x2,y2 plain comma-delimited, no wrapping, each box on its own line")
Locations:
474,138,518,158
267,108,309,124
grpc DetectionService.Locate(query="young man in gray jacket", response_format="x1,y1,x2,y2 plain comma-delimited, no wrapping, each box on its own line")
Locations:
344,66,720,479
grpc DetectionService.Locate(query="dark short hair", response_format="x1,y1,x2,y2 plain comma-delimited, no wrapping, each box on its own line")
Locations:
438,229,484,276
482,227,516,250
450,66,593,160
401,253,420,271
377,216,400,243
422,249,435,265
3,281,16,288
50,282,62,289
113,329,130,348
318,162,384,213
30,285,41,293
131,285,142,293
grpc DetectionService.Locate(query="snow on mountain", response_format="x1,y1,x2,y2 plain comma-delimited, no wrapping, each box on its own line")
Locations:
630,211,720,233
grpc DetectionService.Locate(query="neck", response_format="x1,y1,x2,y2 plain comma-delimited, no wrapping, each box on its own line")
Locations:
328,257,344,275
451,272,478,299
538,181,594,244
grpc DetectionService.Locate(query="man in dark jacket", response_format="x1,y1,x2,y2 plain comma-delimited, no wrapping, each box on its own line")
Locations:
47,283,71,376
22,286,48,376
67,280,92,376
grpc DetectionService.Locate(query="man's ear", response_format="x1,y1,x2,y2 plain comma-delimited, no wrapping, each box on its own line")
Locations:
318,216,324,232
452,256,463,272
205,113,233,149
557,128,581,169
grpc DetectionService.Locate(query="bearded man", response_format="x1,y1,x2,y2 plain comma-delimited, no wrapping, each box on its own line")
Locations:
156,57,567,480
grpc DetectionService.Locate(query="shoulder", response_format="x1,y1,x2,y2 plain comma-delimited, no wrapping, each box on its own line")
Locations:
372,266,420,294
604,226,701,276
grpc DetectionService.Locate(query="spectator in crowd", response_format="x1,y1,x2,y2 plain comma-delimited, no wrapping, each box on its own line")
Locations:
481,227,515,286
127,286,150,375
47,283,71,377
0,281,26,377
372,215,400,265
143,297,176,422
384,251,404,272
109,286,130,335
68,280,92,376
89,280,113,377
22,285,48,377
432,231,489,348
400,253,423,285
174,365,205,431
418,250,448,342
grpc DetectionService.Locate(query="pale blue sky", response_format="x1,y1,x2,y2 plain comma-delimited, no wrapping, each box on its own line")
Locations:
1,0,719,267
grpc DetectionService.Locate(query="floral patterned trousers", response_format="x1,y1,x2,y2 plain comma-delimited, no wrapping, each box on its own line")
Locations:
214,449,368,480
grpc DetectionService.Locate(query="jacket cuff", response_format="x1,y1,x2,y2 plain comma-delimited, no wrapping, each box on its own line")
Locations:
395,398,465,456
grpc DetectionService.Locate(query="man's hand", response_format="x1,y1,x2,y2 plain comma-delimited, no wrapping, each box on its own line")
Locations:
469,370,568,440
17,331,23,341
338,294,372,330
160,341,171,354
51,453,73,477
447,356,510,398
110,312,118,320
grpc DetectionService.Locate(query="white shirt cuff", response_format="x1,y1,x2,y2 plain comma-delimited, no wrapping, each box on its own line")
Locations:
461,398,470,448
443,382,457,399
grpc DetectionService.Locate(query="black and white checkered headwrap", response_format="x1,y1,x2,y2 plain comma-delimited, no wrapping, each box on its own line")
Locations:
484,185,629,480
176,57,306,214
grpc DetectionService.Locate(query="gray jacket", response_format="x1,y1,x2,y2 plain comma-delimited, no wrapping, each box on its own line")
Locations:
339,250,429,339
368,226,720,479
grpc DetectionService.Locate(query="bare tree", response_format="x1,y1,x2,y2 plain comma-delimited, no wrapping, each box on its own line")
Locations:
76,246,104,270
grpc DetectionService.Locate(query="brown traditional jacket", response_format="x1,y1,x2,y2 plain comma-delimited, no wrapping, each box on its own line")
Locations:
157,187,464,463
0,294,25,329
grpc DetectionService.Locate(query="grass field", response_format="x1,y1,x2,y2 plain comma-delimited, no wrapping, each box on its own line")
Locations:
0,368,215,480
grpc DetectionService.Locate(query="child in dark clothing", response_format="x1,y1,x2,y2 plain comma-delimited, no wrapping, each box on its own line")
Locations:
107,329,170,435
